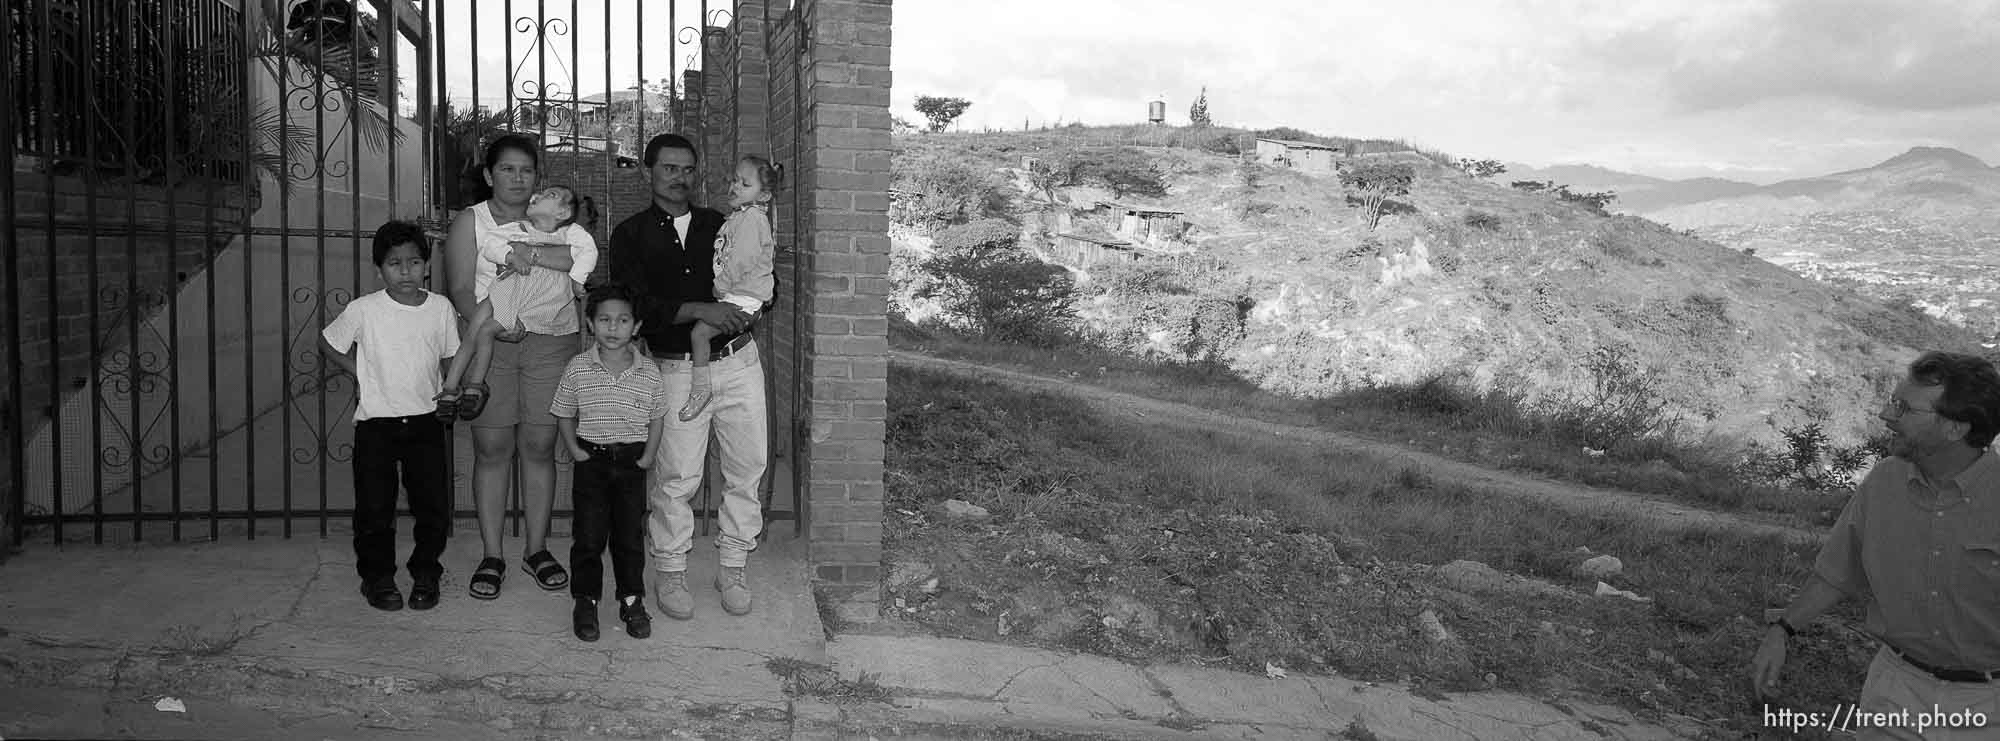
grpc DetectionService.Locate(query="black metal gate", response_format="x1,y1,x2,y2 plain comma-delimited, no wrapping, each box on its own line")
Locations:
2,0,797,546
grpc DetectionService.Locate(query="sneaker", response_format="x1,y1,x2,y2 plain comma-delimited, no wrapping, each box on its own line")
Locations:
716,566,752,616
619,596,652,639
655,571,694,620
573,598,600,642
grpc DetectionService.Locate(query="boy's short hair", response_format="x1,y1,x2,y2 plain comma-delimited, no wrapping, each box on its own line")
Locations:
585,284,638,319
371,220,429,265
643,133,698,168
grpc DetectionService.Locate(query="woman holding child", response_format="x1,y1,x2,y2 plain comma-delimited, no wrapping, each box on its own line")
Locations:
441,134,580,600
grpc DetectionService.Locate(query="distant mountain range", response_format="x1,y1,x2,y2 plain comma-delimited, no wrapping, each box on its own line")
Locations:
1511,147,2000,337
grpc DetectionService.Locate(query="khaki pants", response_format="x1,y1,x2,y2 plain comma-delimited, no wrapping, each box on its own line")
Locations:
1854,646,2000,740
645,340,767,572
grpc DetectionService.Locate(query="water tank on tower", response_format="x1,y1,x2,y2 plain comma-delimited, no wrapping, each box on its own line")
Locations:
1148,99,1165,125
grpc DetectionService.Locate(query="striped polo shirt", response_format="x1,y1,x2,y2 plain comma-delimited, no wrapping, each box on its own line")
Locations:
549,345,668,444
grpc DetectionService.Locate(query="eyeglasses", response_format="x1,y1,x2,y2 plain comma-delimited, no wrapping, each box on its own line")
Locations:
1885,397,1941,419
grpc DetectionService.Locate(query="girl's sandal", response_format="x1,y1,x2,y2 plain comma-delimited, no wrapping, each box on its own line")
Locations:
434,388,462,422
522,550,569,591
456,382,490,421
468,557,505,600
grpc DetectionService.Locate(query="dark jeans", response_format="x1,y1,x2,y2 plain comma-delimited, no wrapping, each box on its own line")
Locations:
352,414,451,584
571,439,649,602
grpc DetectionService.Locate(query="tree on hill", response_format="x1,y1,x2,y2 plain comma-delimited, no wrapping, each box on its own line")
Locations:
916,219,1076,345
1510,180,1616,216
1062,147,1169,199
1338,161,1417,230
1188,87,1212,127
914,95,973,132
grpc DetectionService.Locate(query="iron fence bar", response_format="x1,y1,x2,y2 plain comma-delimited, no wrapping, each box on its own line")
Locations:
600,0,611,257
568,0,578,187
277,0,296,541
0,0,20,548
241,0,259,541
123,0,144,543
638,1,647,149
162,0,184,543
436,0,456,528
204,0,224,542
35,0,63,547
505,0,521,540
697,0,712,540
336,0,362,540
83,0,104,545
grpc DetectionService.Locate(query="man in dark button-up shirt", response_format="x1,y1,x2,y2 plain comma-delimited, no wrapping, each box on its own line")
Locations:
1752,351,2000,737
606,133,767,623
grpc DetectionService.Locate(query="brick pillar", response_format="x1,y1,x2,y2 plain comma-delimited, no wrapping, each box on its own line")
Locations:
731,0,770,165
795,0,892,622
702,25,734,205
677,68,703,138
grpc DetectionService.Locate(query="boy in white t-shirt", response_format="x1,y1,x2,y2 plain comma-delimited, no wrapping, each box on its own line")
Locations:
320,221,463,613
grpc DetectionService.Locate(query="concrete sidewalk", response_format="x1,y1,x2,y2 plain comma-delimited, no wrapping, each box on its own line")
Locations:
1,534,1708,740
797,634,1707,741
0,531,821,739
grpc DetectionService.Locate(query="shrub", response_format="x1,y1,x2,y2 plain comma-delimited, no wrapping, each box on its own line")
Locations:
1536,343,1681,451
917,219,1077,346
892,154,1010,229
1462,210,1502,231
1738,423,1886,493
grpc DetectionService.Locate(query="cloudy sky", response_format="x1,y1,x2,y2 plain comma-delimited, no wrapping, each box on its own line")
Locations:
891,0,2000,183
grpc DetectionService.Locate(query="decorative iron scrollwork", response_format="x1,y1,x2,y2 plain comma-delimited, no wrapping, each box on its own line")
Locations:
92,285,177,475
509,14,580,132
287,286,357,466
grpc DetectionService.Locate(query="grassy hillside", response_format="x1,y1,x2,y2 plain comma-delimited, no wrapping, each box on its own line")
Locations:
891,125,1989,451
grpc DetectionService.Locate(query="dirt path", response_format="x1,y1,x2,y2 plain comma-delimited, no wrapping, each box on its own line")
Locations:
891,350,1822,546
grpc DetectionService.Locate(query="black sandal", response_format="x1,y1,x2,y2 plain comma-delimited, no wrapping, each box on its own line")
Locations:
523,550,569,591
468,557,505,600
456,382,489,421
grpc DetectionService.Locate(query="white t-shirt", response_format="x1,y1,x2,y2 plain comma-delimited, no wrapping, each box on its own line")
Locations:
321,290,462,421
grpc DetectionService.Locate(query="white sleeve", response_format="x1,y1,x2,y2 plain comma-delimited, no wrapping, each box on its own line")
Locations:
432,299,462,358
479,225,520,265
321,299,361,351
565,225,599,285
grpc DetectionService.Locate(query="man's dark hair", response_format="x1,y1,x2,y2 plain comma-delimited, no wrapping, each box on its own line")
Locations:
643,133,699,168
1908,351,2000,448
584,283,638,320
371,220,429,265
484,133,541,171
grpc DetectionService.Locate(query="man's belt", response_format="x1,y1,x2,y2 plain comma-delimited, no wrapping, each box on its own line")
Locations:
652,332,753,362
1893,647,2000,683
578,439,646,464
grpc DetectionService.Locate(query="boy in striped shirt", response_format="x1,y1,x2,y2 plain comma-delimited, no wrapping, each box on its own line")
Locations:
550,285,667,641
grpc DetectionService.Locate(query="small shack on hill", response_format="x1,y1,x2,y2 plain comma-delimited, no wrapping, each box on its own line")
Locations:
1098,201,1184,245
1254,138,1344,174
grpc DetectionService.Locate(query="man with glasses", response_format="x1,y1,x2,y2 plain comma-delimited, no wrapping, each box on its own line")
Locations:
605,134,767,622
1751,351,2000,738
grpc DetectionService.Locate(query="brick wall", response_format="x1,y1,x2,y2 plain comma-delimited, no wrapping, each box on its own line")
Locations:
791,0,893,620
7,174,247,533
